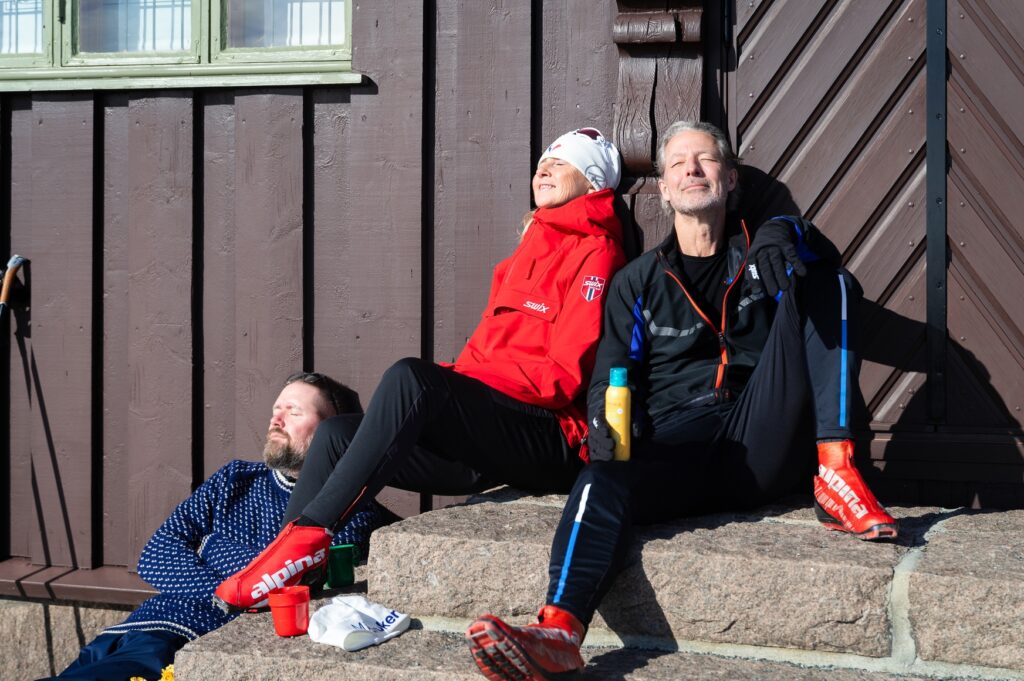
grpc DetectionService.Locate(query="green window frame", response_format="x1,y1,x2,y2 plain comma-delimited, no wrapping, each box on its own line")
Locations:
0,0,358,91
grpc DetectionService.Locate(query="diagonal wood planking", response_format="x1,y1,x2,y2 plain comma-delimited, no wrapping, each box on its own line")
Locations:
781,0,925,214
947,0,1024,429
735,0,928,429
734,0,826,126
736,2,892,175
812,72,926,254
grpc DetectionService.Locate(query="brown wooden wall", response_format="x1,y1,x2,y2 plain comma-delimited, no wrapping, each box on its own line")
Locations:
1,0,1022,599
725,0,1022,506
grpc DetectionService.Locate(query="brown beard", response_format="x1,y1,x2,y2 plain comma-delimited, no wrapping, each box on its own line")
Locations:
262,428,308,475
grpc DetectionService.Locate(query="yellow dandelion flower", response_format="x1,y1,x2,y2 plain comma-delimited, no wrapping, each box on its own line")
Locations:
126,664,172,681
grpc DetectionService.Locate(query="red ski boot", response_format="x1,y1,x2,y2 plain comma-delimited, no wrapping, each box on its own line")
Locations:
466,605,585,680
213,521,331,612
813,440,898,541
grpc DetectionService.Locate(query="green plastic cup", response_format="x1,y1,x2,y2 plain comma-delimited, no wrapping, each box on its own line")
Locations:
326,543,360,588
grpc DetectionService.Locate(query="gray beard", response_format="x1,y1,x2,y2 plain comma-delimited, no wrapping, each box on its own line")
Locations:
263,431,307,475
671,193,726,217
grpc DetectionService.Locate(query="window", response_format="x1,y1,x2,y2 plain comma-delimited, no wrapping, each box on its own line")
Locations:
78,0,193,53
1,0,48,65
0,0,357,91
227,0,347,48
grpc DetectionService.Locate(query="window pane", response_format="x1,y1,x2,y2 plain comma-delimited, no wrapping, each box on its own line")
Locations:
228,0,345,48
0,0,43,54
79,0,191,53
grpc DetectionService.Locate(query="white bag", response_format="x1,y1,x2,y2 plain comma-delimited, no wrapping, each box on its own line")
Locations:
307,595,410,652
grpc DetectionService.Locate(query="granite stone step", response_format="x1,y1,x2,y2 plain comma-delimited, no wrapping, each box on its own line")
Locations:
175,619,945,681
365,490,1024,676
174,491,1024,680
368,490,905,656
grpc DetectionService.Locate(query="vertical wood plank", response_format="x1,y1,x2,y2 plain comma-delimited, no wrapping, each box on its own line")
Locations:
632,192,673,250
0,94,6,560
315,1,423,398
201,92,240,478
231,91,305,459
309,88,352,387
313,2,423,516
540,0,619,149
7,96,35,559
433,0,532,362
101,93,133,566
125,93,193,560
653,52,702,138
614,56,657,177
27,95,95,567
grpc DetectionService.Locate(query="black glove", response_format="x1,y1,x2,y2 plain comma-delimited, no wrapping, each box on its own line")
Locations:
587,408,648,462
745,218,808,299
587,415,616,462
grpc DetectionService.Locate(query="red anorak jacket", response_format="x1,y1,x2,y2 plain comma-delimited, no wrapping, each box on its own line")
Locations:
453,188,626,460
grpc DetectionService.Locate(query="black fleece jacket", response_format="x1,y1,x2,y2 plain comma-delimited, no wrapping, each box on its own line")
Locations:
586,215,841,431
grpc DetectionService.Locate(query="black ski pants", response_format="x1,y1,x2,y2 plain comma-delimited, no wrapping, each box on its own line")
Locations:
285,357,585,529
546,264,864,625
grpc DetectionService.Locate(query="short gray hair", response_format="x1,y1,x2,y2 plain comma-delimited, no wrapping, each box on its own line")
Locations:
655,120,741,213
655,120,739,176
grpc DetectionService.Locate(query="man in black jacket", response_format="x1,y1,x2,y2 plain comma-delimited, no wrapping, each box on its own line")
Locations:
465,121,897,681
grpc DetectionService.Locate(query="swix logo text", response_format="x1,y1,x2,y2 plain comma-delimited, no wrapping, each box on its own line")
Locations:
581,275,606,302
524,300,550,314
819,466,868,519
250,547,327,600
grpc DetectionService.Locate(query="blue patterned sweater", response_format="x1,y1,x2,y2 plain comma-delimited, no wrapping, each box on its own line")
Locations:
104,459,387,640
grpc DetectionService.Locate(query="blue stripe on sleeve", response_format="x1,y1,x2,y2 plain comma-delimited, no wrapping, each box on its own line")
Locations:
629,294,645,361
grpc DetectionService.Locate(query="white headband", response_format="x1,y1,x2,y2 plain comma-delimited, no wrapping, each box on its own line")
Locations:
539,128,621,191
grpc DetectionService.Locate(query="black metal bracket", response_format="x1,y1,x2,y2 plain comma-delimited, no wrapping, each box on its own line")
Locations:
926,0,948,423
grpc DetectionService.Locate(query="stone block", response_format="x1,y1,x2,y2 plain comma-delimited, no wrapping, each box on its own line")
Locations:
582,646,942,680
176,612,483,681
176,618,941,681
368,493,905,656
0,598,131,681
909,509,1024,670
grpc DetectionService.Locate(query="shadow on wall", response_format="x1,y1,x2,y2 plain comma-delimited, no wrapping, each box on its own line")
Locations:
856,300,1022,509
6,262,91,571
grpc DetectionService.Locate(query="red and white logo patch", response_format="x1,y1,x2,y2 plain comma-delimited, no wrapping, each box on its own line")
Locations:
581,275,606,302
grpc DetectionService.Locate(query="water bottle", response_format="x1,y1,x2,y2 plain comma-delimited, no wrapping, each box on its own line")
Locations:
605,367,631,461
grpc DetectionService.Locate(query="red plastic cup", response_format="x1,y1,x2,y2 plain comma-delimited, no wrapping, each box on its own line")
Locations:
268,585,310,637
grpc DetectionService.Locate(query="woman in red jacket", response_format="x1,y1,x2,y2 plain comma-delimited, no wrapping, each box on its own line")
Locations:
215,128,627,611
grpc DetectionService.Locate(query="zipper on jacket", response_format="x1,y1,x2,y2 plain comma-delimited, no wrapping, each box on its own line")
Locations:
661,220,750,391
